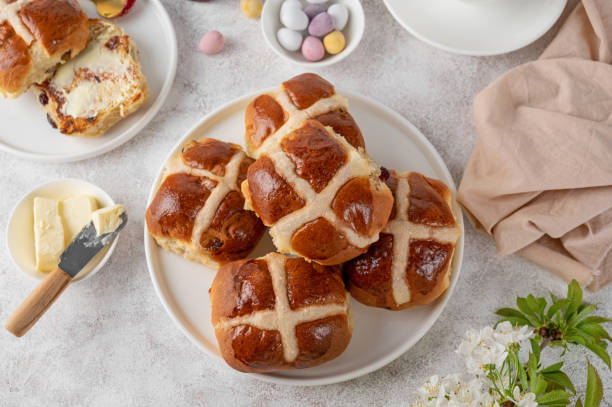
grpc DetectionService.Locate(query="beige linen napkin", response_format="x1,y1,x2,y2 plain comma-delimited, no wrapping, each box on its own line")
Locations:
458,0,612,291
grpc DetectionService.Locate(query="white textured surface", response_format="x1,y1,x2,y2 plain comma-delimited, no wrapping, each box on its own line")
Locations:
1,1,610,405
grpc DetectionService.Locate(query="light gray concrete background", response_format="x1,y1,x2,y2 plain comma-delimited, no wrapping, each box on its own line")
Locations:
1,1,610,406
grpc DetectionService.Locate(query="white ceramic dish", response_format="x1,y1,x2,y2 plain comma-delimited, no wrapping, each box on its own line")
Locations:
384,0,567,56
0,0,177,163
7,179,120,282
261,0,364,67
144,89,465,386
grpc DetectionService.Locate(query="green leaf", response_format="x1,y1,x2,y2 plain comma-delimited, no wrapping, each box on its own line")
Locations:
580,316,612,325
583,342,611,369
576,399,584,407
547,299,570,320
510,350,528,390
565,280,583,319
541,371,576,394
568,304,598,329
517,297,541,326
531,338,541,363
578,323,612,342
537,389,571,405
497,316,530,327
584,360,603,407
541,362,564,373
496,307,528,319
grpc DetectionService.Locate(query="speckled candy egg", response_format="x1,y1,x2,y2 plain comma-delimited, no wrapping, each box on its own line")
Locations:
241,0,262,18
304,4,325,19
323,30,345,54
277,28,303,52
327,4,348,31
280,3,309,31
308,12,334,37
199,30,224,55
301,36,325,61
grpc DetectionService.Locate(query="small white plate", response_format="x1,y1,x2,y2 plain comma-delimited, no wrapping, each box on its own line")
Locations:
7,179,119,282
0,0,177,163
384,0,567,56
261,0,365,67
144,89,464,386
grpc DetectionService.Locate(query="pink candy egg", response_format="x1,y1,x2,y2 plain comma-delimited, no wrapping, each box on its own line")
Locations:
304,4,325,19
199,30,224,55
308,12,334,37
301,36,325,61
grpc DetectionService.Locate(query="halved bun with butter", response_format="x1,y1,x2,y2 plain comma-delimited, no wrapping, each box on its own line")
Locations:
35,19,148,137
0,0,90,98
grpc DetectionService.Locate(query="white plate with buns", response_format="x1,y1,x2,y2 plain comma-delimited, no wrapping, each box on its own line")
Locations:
0,0,176,162
144,80,464,386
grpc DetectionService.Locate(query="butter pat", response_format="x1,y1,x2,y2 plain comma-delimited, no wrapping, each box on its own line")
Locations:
61,195,98,245
92,205,125,236
33,197,65,273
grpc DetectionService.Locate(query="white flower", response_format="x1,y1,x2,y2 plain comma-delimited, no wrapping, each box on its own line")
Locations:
457,323,534,374
511,386,538,407
411,374,500,407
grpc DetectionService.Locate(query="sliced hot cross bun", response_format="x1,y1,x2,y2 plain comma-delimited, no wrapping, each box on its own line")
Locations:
244,73,365,157
344,170,462,310
241,118,393,265
0,0,90,98
211,252,352,373
146,138,265,268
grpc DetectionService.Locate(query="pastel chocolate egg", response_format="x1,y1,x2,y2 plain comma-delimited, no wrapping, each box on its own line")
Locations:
308,12,334,37
281,0,302,12
199,30,225,55
301,36,325,61
277,28,303,51
281,4,309,31
241,0,263,18
323,30,345,54
304,4,325,19
327,4,348,31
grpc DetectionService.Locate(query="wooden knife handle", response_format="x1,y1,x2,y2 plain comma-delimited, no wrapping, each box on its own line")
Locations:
5,268,73,337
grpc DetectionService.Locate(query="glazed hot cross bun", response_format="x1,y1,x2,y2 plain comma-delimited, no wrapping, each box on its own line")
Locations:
245,73,365,157
146,138,265,268
0,0,90,98
344,170,462,310
242,117,393,265
211,252,352,373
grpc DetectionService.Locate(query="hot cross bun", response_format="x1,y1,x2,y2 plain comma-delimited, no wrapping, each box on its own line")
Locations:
211,252,352,373
0,0,90,98
244,73,365,157
242,117,393,265
344,170,462,310
146,138,265,269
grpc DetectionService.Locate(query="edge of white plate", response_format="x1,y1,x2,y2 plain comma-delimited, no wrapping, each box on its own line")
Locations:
144,90,465,386
382,0,567,56
0,0,178,163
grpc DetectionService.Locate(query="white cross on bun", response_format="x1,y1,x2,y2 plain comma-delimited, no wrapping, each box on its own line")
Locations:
344,169,462,310
241,74,394,265
211,252,353,373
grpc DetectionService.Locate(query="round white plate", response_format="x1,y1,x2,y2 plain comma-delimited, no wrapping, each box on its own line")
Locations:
144,90,465,386
384,0,567,56
0,0,177,163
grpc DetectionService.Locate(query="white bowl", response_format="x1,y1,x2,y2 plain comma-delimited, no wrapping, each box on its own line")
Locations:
262,0,365,67
6,179,119,282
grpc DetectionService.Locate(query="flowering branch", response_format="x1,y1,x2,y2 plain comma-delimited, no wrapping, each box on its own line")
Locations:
410,281,609,407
